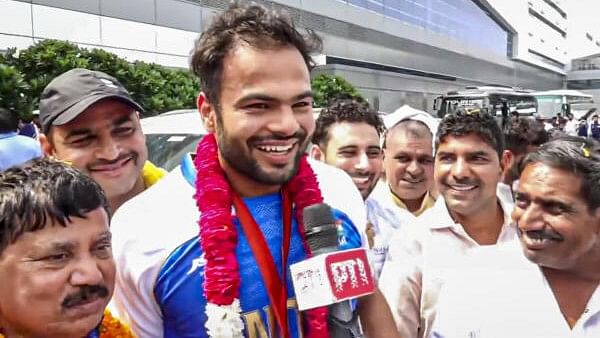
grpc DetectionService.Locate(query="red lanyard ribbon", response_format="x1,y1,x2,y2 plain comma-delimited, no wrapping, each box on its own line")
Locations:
233,189,292,338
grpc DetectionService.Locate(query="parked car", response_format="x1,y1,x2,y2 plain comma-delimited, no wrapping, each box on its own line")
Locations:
141,109,206,171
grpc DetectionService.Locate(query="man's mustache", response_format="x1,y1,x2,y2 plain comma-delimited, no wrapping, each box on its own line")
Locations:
62,285,109,309
89,152,138,168
401,172,425,182
520,229,564,242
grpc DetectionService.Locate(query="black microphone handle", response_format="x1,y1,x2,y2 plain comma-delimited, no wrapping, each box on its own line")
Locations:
328,301,363,338
302,203,364,338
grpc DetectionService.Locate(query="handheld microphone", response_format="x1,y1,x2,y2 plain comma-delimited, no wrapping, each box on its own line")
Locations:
291,203,373,338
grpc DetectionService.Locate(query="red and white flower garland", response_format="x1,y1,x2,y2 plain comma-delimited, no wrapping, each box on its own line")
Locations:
194,133,329,337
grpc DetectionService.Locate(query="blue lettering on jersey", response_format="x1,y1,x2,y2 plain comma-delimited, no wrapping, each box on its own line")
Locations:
154,191,362,338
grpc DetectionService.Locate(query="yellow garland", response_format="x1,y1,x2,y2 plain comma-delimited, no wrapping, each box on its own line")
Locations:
0,310,135,338
98,310,136,338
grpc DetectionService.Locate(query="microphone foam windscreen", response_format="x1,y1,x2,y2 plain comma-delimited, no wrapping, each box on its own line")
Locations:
302,203,339,252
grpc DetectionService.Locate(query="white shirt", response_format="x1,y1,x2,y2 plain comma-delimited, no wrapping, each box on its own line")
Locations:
109,156,368,337
366,181,419,279
432,244,600,338
566,118,579,136
378,190,518,338
496,182,513,202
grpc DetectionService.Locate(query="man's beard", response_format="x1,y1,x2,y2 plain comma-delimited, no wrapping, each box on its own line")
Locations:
215,124,307,185
362,180,378,200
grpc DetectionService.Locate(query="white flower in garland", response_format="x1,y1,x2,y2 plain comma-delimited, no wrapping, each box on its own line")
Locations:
205,300,244,338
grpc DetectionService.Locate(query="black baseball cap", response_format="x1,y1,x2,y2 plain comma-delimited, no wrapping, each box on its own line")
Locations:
39,68,144,134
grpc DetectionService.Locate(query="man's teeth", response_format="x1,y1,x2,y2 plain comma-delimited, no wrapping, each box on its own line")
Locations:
353,177,369,184
257,144,294,153
402,178,423,183
527,231,559,242
527,234,553,245
450,184,476,191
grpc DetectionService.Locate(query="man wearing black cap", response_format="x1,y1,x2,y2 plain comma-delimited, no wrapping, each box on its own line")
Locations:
39,68,165,212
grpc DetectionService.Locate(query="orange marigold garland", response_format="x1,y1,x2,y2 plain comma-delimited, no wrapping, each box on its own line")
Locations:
0,310,134,338
98,310,136,337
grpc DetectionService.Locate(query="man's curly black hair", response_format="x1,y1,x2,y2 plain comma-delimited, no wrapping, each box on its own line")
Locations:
436,111,504,159
190,1,322,112
312,97,385,148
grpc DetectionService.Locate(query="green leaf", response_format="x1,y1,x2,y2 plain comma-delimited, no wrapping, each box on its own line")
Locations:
311,73,362,107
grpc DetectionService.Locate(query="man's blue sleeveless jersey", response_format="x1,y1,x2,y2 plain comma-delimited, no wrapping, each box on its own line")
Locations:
154,192,362,338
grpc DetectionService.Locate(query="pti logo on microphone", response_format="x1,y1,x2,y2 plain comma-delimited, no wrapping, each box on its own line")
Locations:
290,248,375,310
325,249,374,300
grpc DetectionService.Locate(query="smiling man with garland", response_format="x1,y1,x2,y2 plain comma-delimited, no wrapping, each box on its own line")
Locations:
108,3,376,338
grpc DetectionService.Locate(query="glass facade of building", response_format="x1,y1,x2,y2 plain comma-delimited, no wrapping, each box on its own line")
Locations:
568,80,600,90
339,0,509,56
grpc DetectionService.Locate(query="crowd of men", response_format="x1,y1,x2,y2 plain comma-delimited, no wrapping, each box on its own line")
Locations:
1,2,600,338
548,111,600,141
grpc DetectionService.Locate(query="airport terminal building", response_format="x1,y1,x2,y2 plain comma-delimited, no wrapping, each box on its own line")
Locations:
1,0,595,112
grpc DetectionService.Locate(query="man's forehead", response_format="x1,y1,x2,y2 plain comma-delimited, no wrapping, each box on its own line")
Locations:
329,122,380,140
437,134,496,154
324,125,379,153
388,135,432,146
55,108,135,136
387,134,432,153
220,46,310,96
2,226,106,258
516,165,590,211
520,163,581,194
387,129,431,143
224,44,307,69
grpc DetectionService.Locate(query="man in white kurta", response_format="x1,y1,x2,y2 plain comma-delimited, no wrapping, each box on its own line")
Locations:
431,243,600,338
378,192,516,338
378,112,519,338
366,105,438,278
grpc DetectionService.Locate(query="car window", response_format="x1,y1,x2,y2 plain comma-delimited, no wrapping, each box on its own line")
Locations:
146,134,203,171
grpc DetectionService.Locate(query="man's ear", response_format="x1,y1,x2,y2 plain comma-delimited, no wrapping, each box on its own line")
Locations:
134,111,146,141
310,144,324,161
197,92,217,133
39,133,54,156
501,150,514,173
